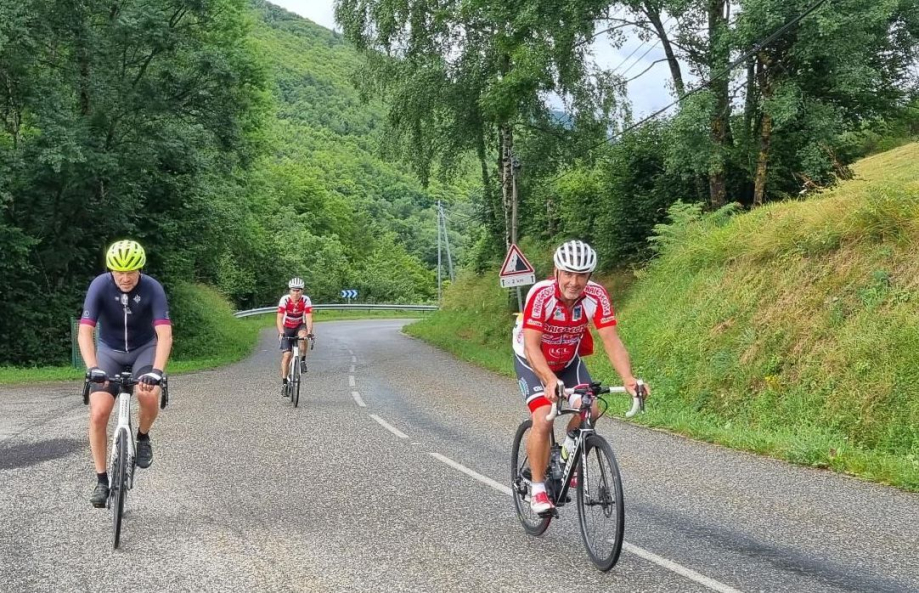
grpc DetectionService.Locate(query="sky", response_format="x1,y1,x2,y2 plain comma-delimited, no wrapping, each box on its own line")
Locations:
268,0,681,117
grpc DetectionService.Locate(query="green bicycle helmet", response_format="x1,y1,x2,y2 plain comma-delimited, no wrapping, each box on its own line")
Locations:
106,240,146,271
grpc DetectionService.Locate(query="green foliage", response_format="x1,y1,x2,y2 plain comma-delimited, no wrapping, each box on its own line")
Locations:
405,144,919,490
168,283,258,362
1,1,469,365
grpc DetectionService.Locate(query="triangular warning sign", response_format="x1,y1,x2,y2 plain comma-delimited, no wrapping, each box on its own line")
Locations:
499,244,535,277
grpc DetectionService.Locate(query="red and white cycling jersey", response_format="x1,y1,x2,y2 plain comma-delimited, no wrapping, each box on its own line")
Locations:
512,279,617,371
278,294,313,329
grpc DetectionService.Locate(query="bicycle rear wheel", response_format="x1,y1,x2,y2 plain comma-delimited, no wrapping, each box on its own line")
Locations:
111,430,128,549
291,357,301,407
511,420,551,536
576,434,624,571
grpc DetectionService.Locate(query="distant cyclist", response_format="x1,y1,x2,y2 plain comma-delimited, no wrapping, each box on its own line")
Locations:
277,277,314,397
78,240,172,508
512,240,649,515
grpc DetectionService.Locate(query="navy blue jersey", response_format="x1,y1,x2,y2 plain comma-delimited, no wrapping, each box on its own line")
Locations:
80,273,171,351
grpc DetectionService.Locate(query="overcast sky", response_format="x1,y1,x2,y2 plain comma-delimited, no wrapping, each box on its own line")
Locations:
269,0,680,117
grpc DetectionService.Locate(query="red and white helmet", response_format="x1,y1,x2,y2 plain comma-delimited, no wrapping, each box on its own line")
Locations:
554,240,597,273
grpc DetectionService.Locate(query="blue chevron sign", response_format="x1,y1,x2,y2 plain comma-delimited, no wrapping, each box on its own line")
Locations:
341,289,358,299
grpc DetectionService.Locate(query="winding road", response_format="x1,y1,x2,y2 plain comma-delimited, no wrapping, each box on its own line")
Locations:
1,319,917,592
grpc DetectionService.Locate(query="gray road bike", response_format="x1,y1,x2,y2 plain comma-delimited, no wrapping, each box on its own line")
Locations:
82,371,168,549
282,334,314,407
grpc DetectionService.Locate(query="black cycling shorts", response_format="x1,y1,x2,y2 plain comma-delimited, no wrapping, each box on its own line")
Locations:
92,340,157,396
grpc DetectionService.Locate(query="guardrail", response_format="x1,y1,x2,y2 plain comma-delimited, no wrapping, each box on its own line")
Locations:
233,303,438,318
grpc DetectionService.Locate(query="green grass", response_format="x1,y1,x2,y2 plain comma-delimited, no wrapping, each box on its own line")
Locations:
406,143,919,492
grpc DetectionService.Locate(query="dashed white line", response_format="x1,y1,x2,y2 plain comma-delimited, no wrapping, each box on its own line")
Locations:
427,452,513,496
428,451,744,593
622,543,744,593
369,414,408,439
351,391,366,407
348,349,353,355
348,375,355,387
351,356,356,363
349,364,355,373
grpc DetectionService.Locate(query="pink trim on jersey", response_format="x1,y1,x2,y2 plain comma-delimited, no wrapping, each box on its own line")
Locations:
153,319,172,326
79,319,97,327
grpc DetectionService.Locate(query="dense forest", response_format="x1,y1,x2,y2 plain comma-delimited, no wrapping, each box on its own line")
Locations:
0,0,471,366
2,0,917,366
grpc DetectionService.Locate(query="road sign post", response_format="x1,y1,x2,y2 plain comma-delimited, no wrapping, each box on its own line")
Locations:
499,244,536,311
340,289,358,304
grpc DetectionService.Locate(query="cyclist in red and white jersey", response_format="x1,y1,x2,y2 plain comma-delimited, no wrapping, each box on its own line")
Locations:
276,277,314,396
512,240,649,515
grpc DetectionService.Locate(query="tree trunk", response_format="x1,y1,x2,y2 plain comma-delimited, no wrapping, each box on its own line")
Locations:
753,53,773,206
707,0,731,209
500,124,514,249
644,4,684,97
753,112,772,206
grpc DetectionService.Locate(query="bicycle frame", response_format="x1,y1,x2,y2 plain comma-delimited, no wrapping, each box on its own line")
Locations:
539,381,645,506
109,373,137,491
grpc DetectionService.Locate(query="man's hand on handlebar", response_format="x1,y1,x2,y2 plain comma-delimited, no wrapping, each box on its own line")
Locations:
86,366,107,384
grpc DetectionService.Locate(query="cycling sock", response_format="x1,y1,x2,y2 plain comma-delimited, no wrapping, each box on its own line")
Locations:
283,378,288,384
137,430,150,441
97,472,108,485
532,482,547,495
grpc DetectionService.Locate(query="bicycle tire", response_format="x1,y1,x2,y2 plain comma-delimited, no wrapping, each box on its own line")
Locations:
112,430,128,549
576,434,624,571
511,420,551,536
291,357,301,408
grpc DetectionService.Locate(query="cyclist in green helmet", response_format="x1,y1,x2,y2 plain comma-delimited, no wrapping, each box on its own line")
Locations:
78,240,173,508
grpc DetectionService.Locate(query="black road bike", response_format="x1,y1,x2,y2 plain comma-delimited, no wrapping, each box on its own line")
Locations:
511,380,646,571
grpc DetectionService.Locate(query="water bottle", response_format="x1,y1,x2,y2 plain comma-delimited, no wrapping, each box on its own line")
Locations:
561,429,577,461
550,445,564,481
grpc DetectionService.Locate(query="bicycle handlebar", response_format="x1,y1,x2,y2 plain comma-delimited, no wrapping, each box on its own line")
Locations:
545,379,646,422
81,371,168,407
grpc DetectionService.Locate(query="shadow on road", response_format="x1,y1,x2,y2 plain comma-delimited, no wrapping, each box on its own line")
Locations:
0,438,82,470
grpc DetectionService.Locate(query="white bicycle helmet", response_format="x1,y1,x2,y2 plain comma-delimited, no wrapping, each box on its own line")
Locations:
554,240,597,273
288,277,305,289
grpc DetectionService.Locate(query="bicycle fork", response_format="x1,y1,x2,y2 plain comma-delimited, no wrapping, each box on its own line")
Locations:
108,391,136,493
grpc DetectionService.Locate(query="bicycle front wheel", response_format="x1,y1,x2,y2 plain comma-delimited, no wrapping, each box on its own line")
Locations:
576,434,624,571
111,430,128,549
291,359,301,408
511,420,551,536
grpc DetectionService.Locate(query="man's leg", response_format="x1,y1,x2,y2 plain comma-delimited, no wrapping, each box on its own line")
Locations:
297,327,308,372
89,391,116,474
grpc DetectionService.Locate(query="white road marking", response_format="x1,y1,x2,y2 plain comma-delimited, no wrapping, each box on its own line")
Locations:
369,414,408,439
427,452,513,495
351,391,366,407
622,543,744,593
349,365,355,373
349,375,355,387
429,452,745,593
351,356,356,363
348,349,353,355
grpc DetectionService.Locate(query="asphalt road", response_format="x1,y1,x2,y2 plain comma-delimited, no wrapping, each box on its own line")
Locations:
1,319,917,592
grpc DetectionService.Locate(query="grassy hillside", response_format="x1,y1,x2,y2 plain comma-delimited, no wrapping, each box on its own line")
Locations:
407,143,919,490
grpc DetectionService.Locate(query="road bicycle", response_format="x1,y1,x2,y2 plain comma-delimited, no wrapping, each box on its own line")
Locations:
511,380,646,571
282,334,314,407
82,371,168,549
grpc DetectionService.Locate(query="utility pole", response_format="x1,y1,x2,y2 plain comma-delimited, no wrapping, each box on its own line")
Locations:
440,202,455,282
511,155,523,311
437,199,442,304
